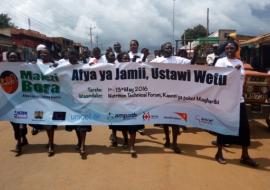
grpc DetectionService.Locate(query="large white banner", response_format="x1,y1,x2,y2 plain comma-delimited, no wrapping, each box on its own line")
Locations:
0,62,241,135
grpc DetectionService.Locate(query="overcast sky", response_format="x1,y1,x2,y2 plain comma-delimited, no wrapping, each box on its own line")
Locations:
1,0,270,50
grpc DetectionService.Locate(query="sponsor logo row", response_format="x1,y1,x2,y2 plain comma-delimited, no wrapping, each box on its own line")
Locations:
14,111,66,121
12,110,214,126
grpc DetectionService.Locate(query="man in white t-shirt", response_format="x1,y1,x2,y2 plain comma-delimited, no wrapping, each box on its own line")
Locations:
151,42,191,153
89,47,106,65
151,42,191,64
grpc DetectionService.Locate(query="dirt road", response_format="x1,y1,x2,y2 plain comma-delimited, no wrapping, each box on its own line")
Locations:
0,120,269,190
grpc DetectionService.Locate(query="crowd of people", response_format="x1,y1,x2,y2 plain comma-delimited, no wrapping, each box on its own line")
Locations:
1,39,258,167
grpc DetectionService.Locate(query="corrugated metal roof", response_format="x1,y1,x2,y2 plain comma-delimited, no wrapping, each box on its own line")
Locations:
240,33,270,46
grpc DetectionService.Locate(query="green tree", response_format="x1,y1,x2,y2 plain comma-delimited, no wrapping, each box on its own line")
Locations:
181,24,207,45
0,13,14,28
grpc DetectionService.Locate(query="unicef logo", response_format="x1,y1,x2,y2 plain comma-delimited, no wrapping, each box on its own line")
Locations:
0,71,19,94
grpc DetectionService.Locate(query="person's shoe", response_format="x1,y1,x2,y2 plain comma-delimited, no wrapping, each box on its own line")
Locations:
138,129,145,135
180,126,188,131
130,149,137,158
164,141,171,148
109,133,114,141
240,157,258,168
172,145,181,154
111,141,118,147
14,144,22,156
31,128,39,135
223,144,231,147
75,143,81,151
211,141,230,147
123,142,129,149
80,149,87,160
110,134,118,147
211,140,217,146
22,138,29,146
215,154,227,164
48,145,54,157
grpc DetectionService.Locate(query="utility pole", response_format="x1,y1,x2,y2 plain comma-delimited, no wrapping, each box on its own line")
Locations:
89,26,96,50
96,34,99,48
172,0,176,47
183,32,186,46
207,8,209,36
28,18,31,30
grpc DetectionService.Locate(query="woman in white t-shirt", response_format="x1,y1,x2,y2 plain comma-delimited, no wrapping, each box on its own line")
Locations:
5,51,29,156
214,41,258,167
128,39,143,63
30,47,57,156
64,49,92,159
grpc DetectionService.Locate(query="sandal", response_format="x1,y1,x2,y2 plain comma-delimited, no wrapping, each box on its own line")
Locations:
172,145,181,154
215,154,227,164
22,138,29,146
48,145,54,157
80,150,87,160
240,157,258,168
123,142,128,149
164,141,171,148
111,141,118,147
14,144,22,157
130,149,137,158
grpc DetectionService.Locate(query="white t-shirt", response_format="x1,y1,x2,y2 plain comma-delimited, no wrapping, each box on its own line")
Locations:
151,56,191,64
215,57,245,103
56,58,69,66
206,53,217,66
114,52,120,58
36,59,56,73
89,57,107,64
128,52,143,62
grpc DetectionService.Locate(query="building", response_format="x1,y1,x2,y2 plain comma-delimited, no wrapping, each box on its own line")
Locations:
0,27,81,61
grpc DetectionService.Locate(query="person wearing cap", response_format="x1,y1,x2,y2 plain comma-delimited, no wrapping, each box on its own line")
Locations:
29,44,48,136
35,44,47,62
29,45,57,156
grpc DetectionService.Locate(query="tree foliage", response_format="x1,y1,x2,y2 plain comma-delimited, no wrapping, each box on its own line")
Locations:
181,24,207,45
0,13,14,28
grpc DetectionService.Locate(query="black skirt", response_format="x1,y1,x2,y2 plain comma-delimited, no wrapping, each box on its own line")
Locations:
217,103,250,146
65,125,92,132
109,125,144,133
10,122,27,140
29,124,57,130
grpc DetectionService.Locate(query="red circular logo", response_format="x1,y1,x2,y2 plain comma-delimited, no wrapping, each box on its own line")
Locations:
0,71,19,94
